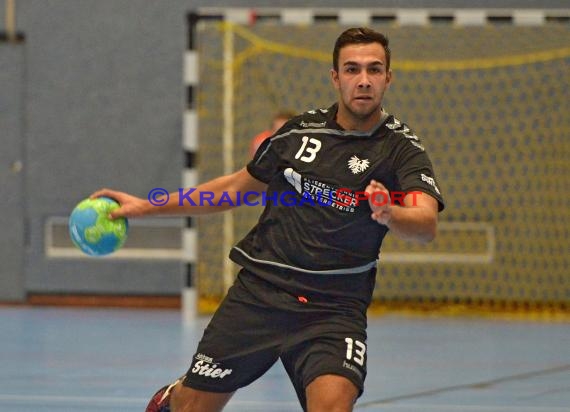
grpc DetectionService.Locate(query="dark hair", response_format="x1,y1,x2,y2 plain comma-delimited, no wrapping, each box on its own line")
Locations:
332,27,391,72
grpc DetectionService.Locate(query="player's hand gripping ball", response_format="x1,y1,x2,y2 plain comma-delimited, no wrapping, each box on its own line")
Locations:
68,197,128,256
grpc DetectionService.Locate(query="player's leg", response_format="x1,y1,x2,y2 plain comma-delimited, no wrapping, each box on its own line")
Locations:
145,378,180,412
305,374,359,412
280,291,369,412
281,332,367,412
166,269,285,411
169,383,234,412
145,377,233,412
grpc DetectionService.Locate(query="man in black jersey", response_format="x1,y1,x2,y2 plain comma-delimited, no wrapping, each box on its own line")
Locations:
92,27,444,412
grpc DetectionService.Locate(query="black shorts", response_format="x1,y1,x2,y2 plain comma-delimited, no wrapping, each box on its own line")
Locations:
182,269,370,409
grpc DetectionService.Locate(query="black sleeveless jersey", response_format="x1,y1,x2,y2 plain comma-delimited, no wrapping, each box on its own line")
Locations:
230,103,444,296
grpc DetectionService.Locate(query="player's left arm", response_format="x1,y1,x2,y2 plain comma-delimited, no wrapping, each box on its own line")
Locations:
365,179,438,244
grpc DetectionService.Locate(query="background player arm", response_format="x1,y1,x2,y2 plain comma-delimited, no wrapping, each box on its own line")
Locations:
91,167,267,219
365,179,438,243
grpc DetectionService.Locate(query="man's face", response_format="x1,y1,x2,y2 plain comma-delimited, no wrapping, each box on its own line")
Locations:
331,43,392,130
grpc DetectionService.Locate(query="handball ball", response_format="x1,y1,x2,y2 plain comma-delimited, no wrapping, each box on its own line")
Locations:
68,197,128,256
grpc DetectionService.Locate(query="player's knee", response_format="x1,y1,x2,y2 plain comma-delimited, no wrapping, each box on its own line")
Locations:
307,395,356,412
306,375,358,412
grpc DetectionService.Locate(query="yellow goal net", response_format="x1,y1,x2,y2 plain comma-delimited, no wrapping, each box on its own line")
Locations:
192,15,570,317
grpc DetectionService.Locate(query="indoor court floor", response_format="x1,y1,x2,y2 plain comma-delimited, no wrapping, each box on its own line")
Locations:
1,306,569,412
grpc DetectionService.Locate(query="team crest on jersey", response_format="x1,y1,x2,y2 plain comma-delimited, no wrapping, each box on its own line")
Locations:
348,156,370,174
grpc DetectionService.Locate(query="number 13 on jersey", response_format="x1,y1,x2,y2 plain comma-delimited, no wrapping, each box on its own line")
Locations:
295,136,322,163
345,337,366,366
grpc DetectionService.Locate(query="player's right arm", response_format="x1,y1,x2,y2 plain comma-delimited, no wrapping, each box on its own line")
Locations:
91,167,267,219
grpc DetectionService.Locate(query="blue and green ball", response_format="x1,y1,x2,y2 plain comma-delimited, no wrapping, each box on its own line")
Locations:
68,197,128,256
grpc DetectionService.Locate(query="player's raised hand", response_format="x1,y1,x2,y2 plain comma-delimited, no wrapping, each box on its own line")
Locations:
365,179,392,226
90,189,148,219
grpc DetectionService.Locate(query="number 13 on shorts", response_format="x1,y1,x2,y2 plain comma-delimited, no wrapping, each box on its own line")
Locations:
345,337,366,366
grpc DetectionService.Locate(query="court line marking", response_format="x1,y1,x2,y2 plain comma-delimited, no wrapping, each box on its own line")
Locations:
356,364,570,408
0,394,298,408
357,404,570,411
2,393,566,411
0,394,146,405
